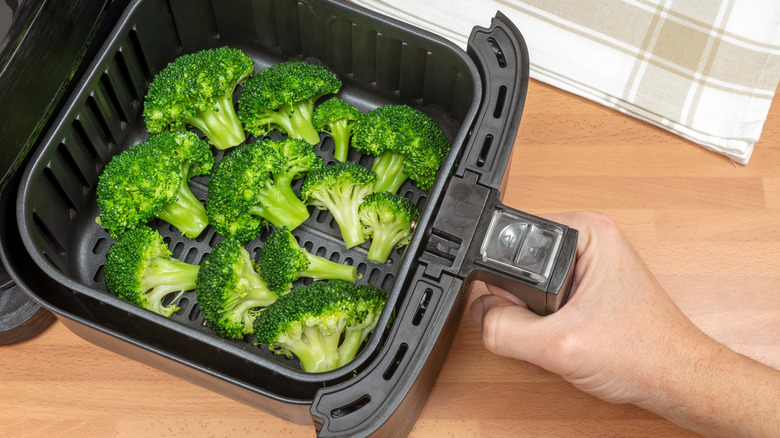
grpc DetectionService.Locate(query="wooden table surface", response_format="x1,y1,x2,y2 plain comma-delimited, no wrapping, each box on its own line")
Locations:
3,78,780,437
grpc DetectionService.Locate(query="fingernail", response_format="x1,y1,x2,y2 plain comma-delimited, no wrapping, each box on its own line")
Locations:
470,298,484,327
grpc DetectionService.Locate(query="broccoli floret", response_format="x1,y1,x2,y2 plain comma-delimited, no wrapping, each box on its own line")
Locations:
96,130,214,238
359,192,421,263
206,141,311,242
352,104,450,194
143,46,253,150
260,137,323,190
196,237,278,339
312,97,361,161
253,280,387,373
300,162,376,249
258,226,358,294
103,226,199,317
238,60,341,144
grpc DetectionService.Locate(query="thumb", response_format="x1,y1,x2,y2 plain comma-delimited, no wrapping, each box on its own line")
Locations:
471,294,546,362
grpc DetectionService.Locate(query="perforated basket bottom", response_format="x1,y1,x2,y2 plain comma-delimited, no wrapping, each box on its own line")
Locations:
17,0,478,402
74,129,434,365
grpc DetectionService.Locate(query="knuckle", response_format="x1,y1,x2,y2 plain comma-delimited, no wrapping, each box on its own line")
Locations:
479,306,506,354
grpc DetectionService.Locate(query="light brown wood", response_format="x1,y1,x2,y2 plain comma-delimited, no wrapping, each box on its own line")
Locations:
2,78,779,437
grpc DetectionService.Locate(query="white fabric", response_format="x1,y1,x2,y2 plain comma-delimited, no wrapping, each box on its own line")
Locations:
351,0,780,164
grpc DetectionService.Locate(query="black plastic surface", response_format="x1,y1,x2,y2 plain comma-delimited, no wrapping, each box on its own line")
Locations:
0,150,55,345
457,10,530,193
13,0,483,425
0,0,110,190
0,261,55,345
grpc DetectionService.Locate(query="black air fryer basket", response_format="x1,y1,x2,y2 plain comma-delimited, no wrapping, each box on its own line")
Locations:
1,0,577,436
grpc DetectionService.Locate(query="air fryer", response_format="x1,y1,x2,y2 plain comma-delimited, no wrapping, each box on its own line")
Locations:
0,1,576,436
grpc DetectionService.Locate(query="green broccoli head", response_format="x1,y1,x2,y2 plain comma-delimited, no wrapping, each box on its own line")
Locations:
253,280,387,373
312,97,361,161
238,60,341,144
143,46,253,150
359,191,421,264
196,237,278,339
103,226,199,317
96,130,214,238
258,226,358,294
206,142,311,242
352,104,450,193
300,162,377,249
258,137,323,188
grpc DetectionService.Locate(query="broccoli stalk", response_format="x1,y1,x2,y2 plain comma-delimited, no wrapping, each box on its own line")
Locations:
253,280,387,373
157,160,210,238
359,191,421,263
103,226,199,317
255,100,321,145
96,130,214,239
313,97,361,161
244,183,309,232
207,141,313,242
259,226,358,294
368,151,408,195
276,321,344,372
138,257,200,315
352,104,450,193
143,46,253,150
196,237,279,339
182,94,245,150
238,60,342,144
300,162,377,249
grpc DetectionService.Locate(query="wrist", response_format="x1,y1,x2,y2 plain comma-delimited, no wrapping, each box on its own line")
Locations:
639,335,780,437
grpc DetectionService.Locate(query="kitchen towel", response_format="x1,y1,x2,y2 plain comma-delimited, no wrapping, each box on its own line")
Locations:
350,0,780,164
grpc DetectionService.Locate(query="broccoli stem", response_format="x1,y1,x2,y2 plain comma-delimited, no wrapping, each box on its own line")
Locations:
226,295,277,335
280,325,340,372
326,192,366,249
328,120,352,162
371,151,409,194
145,285,185,316
338,326,372,366
213,253,277,337
185,96,246,150
141,257,200,316
366,223,411,263
157,179,209,238
248,184,310,230
143,257,200,289
302,252,358,283
287,101,322,145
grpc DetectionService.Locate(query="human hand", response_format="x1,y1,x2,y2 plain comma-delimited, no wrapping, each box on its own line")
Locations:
470,211,716,408
470,211,780,437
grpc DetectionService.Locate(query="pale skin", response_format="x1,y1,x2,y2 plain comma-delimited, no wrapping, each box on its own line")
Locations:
471,211,780,437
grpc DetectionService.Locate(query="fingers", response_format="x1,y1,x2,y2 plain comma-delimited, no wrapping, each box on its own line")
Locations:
470,294,545,363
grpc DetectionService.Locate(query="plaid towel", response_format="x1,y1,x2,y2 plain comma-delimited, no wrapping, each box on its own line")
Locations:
351,0,780,164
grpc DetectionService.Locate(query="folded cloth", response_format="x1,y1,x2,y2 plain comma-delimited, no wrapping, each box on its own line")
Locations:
351,0,780,164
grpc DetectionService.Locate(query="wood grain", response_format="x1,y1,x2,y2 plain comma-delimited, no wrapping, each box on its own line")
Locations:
2,78,779,437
